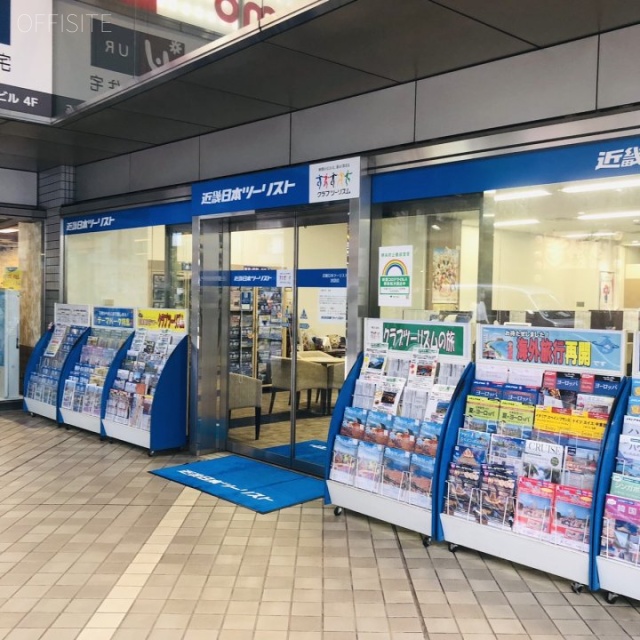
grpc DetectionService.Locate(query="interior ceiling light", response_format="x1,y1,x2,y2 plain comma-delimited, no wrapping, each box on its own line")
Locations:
431,224,441,230
493,189,551,202
0,228,18,234
483,213,495,218
562,232,618,239
493,218,540,228
561,178,640,193
577,210,640,221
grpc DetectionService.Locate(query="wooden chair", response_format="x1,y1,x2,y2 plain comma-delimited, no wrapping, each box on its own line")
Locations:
229,373,262,439
269,356,328,414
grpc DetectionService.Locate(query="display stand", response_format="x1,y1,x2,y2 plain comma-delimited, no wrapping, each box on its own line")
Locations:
591,376,634,602
325,318,471,541
439,325,627,592
58,307,135,434
23,304,91,422
101,308,188,454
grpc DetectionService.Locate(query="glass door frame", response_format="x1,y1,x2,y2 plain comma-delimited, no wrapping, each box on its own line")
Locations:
189,192,371,468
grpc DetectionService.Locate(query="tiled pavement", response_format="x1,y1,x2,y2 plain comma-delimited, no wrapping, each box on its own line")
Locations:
0,411,638,639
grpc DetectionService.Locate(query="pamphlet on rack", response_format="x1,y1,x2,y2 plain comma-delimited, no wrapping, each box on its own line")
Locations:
103,308,187,436
441,324,626,570
328,317,472,528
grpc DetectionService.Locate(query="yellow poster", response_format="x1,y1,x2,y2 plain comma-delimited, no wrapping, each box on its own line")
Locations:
137,308,187,332
2,267,21,290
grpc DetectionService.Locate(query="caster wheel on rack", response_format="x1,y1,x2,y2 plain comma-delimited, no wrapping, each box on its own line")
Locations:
448,543,459,553
421,535,431,548
148,450,155,457
29,412,35,417
606,592,619,604
333,506,343,516
571,582,584,594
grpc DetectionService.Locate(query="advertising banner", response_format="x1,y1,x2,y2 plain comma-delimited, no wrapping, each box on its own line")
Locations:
309,157,360,203
365,318,470,361
93,306,135,329
136,307,187,332
477,325,626,375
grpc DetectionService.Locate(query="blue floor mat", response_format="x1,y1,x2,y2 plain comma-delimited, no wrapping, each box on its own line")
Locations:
150,455,325,514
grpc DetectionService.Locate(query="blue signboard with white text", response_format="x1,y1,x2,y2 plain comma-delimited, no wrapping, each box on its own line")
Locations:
193,166,310,215
93,307,135,329
63,202,191,235
373,134,640,203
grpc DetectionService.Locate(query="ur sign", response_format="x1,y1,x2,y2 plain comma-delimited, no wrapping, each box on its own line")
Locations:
116,0,276,31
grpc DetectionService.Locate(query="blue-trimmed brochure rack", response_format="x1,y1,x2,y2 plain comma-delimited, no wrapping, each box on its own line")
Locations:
58,328,134,434
23,324,90,422
324,325,640,600
324,319,472,541
437,325,629,594
101,330,188,454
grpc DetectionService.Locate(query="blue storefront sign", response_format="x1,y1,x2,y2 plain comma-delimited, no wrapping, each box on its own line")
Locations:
64,202,191,235
230,270,278,286
193,166,310,215
373,134,640,203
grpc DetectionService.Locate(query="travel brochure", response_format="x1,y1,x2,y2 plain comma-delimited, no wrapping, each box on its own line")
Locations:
601,375,640,567
443,365,618,552
26,325,87,406
104,329,181,431
331,407,441,509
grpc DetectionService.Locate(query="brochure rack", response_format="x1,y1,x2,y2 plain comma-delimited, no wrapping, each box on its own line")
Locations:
58,309,135,434
101,308,188,454
23,304,92,422
591,377,633,602
325,319,471,542
439,325,628,592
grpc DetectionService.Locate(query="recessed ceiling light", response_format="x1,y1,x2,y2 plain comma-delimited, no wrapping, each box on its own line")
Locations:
563,232,618,239
493,189,551,202
562,178,640,193
577,210,640,221
493,218,540,228
431,224,441,231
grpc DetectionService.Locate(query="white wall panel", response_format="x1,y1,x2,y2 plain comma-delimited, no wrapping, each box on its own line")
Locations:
598,24,640,109
130,138,200,192
291,84,416,164
415,38,598,141
0,168,37,206
76,156,131,201
199,115,291,180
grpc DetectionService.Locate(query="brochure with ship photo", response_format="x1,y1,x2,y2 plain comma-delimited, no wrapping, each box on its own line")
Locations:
522,440,564,484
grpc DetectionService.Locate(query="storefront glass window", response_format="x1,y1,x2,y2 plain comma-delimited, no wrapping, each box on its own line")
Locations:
65,224,192,309
371,173,640,331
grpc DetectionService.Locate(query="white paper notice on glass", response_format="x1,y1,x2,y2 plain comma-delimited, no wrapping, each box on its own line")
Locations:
378,246,413,307
319,288,347,322
276,270,293,288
